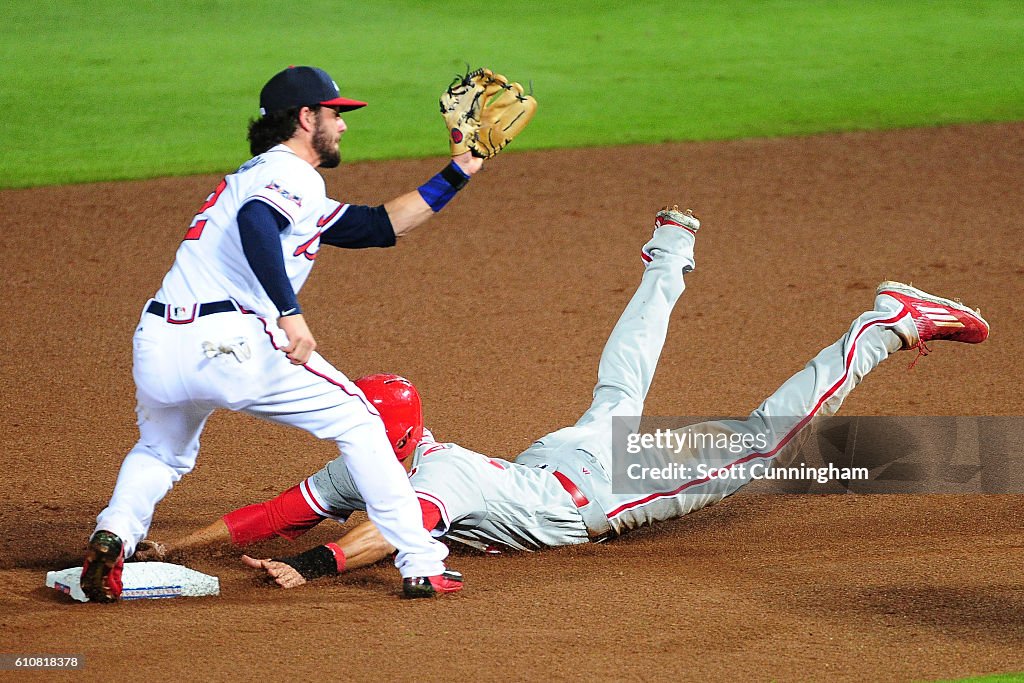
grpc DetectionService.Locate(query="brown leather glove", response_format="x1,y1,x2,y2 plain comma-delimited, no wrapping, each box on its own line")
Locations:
440,68,537,158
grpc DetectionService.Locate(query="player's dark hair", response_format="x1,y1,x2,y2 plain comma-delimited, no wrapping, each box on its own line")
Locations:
247,105,322,156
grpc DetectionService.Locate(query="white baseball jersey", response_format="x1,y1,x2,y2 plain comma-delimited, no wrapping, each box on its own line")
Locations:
95,145,450,578
156,145,345,318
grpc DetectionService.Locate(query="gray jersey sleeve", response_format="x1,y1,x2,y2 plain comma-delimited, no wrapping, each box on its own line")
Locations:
308,452,368,520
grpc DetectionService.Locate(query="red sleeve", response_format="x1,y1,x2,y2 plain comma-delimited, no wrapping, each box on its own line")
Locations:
418,497,442,532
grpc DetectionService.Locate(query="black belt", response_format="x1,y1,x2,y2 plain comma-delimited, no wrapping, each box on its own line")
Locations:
146,300,236,323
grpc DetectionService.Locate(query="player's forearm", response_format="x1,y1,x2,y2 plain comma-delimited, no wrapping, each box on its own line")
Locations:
384,190,436,236
181,518,233,548
387,154,482,236
272,521,395,582
160,518,233,554
334,520,396,570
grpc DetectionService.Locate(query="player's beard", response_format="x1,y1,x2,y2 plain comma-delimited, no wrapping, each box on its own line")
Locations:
313,119,341,169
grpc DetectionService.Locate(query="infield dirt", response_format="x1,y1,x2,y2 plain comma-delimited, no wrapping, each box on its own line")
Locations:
1,123,1022,682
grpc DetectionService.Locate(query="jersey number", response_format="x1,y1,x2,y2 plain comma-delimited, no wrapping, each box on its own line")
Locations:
183,178,228,240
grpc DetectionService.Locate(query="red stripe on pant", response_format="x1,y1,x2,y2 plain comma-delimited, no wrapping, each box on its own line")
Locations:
607,311,904,519
250,313,380,416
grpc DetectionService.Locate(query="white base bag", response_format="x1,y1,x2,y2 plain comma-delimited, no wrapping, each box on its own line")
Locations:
47,562,220,602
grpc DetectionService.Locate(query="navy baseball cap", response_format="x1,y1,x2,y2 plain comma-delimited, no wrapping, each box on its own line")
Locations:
259,66,367,115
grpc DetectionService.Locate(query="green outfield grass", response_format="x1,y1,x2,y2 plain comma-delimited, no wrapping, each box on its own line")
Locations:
2,0,1022,187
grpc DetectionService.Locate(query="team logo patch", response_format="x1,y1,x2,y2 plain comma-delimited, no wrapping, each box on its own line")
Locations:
165,304,197,324
236,157,265,174
450,128,463,143
264,181,303,207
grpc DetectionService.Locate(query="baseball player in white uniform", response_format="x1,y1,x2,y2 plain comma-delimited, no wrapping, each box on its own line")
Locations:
139,205,990,589
80,65,481,601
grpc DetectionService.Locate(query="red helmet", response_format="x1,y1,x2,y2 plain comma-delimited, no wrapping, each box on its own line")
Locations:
355,374,424,461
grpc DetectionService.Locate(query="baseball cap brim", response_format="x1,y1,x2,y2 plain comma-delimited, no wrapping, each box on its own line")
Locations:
321,97,367,111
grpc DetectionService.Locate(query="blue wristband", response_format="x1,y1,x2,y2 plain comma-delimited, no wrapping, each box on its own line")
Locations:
417,161,470,212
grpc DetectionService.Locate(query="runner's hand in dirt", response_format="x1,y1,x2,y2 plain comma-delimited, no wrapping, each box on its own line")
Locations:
241,555,308,589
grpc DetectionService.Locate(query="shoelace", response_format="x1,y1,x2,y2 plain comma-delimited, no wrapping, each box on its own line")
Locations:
907,339,932,370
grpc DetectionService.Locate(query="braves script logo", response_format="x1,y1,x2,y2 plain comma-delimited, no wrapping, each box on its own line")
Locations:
293,206,344,261
317,205,343,228
293,231,323,261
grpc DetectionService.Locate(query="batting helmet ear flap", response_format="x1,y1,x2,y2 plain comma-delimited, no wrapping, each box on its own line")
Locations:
354,374,424,461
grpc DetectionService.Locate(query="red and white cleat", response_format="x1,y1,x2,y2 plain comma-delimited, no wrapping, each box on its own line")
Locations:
654,205,699,235
401,569,464,599
875,281,989,363
642,205,700,266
